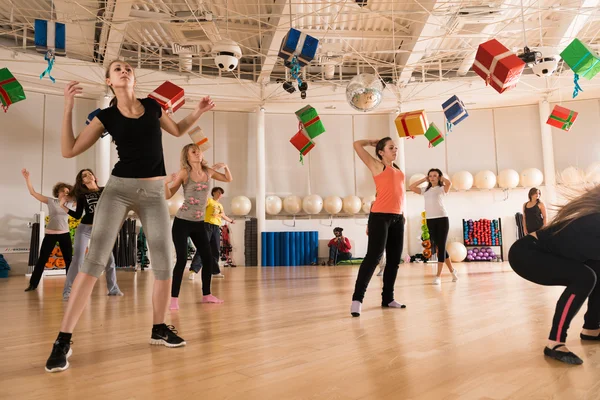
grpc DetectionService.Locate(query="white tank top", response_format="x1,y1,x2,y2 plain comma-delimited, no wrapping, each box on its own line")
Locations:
420,185,448,219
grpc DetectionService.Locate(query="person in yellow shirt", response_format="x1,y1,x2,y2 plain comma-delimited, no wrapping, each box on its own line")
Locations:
203,186,235,278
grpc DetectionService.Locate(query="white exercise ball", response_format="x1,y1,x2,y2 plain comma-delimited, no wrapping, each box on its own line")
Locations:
342,195,362,214
451,171,474,191
497,169,520,189
559,166,584,185
520,168,543,187
302,194,324,214
409,173,428,189
265,195,282,215
474,170,497,190
323,196,343,214
585,162,600,184
362,195,376,213
168,192,185,216
447,242,468,262
283,195,302,214
231,196,252,216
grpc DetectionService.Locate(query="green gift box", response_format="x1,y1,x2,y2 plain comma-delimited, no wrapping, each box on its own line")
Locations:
0,68,26,112
295,105,325,139
424,123,444,147
560,39,600,80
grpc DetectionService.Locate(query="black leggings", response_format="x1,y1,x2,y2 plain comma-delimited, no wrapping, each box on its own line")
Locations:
352,213,404,305
29,232,72,288
509,235,600,342
206,223,222,274
426,217,449,261
171,217,213,297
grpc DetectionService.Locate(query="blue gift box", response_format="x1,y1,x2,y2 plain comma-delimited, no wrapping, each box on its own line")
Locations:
34,19,66,56
278,28,319,67
86,108,109,138
442,95,468,127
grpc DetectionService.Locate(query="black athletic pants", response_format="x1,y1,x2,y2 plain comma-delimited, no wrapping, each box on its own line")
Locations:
426,217,449,261
29,232,72,289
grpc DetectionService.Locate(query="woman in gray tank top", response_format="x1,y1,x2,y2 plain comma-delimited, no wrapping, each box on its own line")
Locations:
165,143,233,310
22,169,74,292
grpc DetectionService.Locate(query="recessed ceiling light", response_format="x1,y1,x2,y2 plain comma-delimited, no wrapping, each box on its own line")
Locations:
325,106,336,110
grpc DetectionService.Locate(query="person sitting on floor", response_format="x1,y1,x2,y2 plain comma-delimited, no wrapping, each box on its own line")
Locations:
328,227,352,265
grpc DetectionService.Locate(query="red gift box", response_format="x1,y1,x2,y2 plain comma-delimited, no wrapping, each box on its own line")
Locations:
290,131,315,155
546,105,578,132
148,81,185,113
472,39,525,94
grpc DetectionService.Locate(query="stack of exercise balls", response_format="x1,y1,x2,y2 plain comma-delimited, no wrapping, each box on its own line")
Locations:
266,195,283,215
231,196,252,216
466,247,497,262
324,196,343,214
420,211,431,259
463,219,501,246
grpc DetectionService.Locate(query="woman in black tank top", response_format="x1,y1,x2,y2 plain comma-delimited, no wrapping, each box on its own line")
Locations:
523,187,547,234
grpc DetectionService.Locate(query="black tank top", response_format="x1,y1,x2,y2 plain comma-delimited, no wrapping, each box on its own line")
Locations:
524,202,544,233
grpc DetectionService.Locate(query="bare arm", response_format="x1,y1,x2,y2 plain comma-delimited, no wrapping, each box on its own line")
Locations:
210,163,233,183
21,169,48,204
221,212,234,224
408,176,428,194
441,176,452,193
522,203,528,234
165,170,186,200
540,202,547,226
62,82,103,158
353,139,382,175
160,96,215,138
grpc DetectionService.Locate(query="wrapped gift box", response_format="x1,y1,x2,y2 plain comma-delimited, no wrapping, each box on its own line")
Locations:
442,95,468,127
424,123,444,147
148,81,185,113
546,105,578,132
290,130,315,156
472,39,525,94
278,28,319,67
394,110,428,137
86,108,108,137
188,126,212,152
0,68,26,112
560,39,600,80
34,19,66,56
295,105,325,139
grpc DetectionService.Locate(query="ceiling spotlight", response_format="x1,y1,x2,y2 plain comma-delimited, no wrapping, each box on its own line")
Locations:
298,81,308,92
355,0,368,6
300,91,307,100
283,81,296,94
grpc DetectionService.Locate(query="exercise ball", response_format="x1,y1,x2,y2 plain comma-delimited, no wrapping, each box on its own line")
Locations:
168,192,184,216
409,173,428,189
362,195,376,213
283,195,302,214
451,171,474,191
520,168,543,187
324,196,343,214
342,195,362,214
231,196,252,216
447,242,467,262
302,194,323,214
265,195,282,215
497,169,519,189
474,170,497,190
559,166,584,185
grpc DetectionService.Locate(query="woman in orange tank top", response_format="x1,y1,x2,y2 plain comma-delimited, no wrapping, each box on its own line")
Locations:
351,137,407,317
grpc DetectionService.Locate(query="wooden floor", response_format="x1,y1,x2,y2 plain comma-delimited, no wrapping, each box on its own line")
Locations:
1,262,599,400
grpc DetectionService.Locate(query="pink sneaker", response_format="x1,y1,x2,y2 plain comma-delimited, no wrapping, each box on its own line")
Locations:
202,294,224,304
169,297,179,310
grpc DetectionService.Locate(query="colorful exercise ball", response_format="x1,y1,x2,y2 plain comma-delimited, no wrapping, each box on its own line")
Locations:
265,195,282,215
520,168,543,187
451,171,474,191
283,195,302,214
559,166,584,185
168,192,185,216
323,196,343,214
302,194,323,214
497,169,519,189
231,196,252,216
361,195,376,213
447,242,467,262
342,195,362,214
585,162,600,183
409,173,428,189
345,73,384,112
474,170,497,190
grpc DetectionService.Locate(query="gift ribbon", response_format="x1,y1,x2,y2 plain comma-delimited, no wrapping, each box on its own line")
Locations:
548,111,576,130
573,73,583,98
149,90,184,113
290,56,303,85
40,50,56,83
399,111,425,137
428,134,443,148
195,137,209,146
446,120,453,134
473,50,518,89
0,76,16,112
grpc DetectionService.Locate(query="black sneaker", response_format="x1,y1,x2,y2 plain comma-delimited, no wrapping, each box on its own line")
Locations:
24,285,36,292
45,340,73,373
150,324,186,348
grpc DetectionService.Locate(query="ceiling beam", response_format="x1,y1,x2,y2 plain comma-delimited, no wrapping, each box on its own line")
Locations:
257,0,290,84
52,0,98,61
101,0,132,66
542,0,600,48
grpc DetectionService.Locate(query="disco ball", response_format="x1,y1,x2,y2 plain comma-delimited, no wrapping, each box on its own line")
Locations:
345,73,384,112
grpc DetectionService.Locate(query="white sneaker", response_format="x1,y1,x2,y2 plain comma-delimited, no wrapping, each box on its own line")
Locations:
188,271,195,280
212,273,225,279
351,300,362,317
452,271,459,282
432,277,441,285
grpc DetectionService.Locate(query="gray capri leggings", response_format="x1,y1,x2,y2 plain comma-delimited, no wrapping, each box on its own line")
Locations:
80,176,173,280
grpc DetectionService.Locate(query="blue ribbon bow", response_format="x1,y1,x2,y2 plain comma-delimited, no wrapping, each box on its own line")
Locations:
290,56,303,85
572,73,583,98
446,120,453,134
40,50,56,83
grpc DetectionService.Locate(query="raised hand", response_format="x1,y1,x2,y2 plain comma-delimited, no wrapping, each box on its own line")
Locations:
64,81,83,110
196,96,215,114
21,168,30,180
211,163,226,170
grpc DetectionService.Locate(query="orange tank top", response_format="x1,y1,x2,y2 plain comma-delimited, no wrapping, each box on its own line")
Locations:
370,166,405,215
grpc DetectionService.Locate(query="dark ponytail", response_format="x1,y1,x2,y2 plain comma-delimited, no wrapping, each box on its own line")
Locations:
375,137,400,169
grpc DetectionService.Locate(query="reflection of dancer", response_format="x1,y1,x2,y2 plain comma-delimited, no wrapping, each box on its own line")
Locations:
508,187,600,365
351,137,406,317
22,169,73,292
44,61,214,373
167,146,232,309
409,169,458,285
62,169,122,300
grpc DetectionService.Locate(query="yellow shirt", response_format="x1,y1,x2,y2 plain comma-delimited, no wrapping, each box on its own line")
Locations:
205,198,223,226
